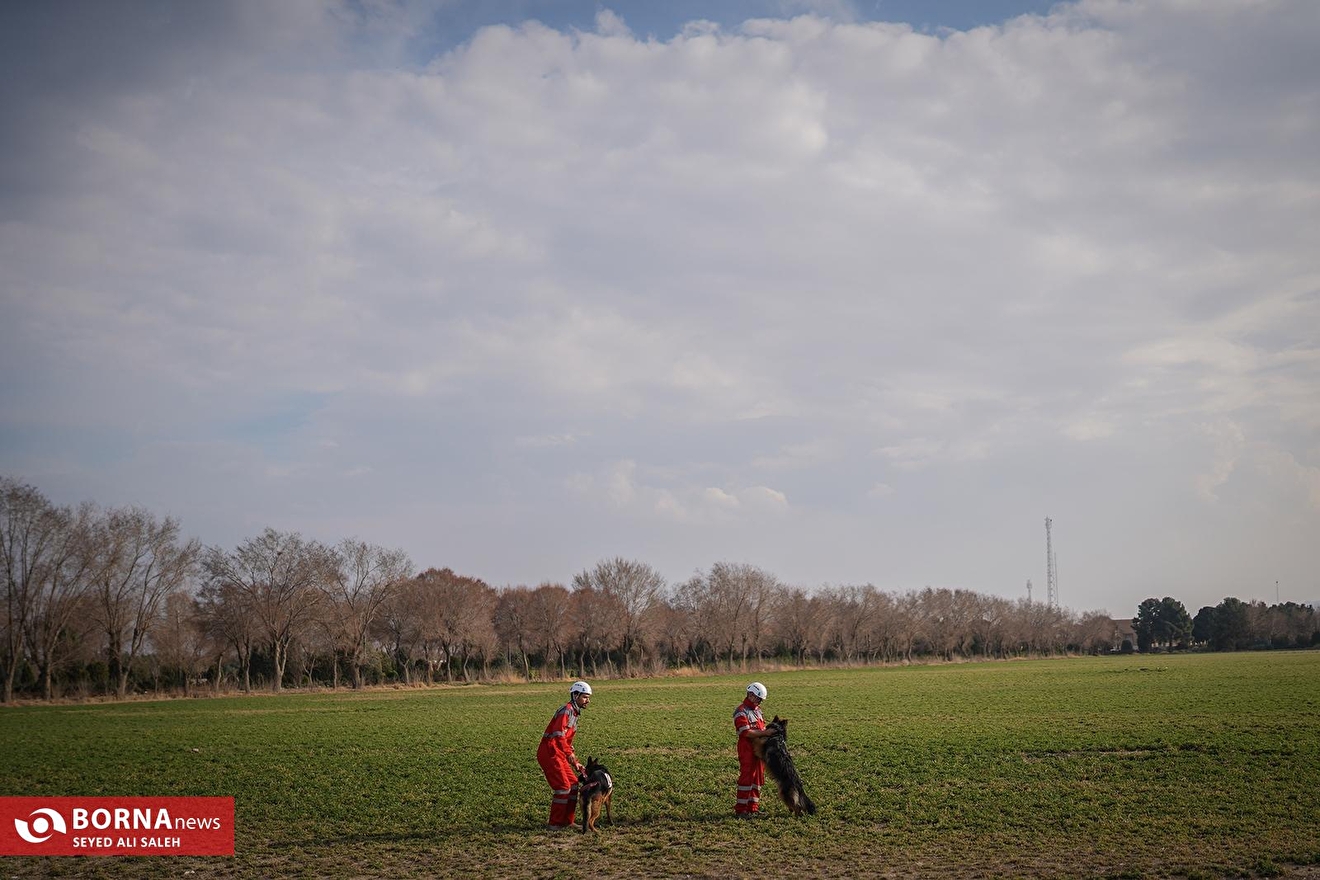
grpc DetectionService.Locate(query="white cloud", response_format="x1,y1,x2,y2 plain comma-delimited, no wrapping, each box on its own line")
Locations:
515,433,580,449
606,460,639,506
752,439,835,470
743,485,790,511
569,461,789,523
594,9,633,39
875,438,946,472
704,487,740,507
1194,420,1245,503
1063,416,1116,442
1257,447,1320,511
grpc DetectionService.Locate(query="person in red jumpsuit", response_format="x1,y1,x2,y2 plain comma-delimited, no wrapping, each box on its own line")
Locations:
537,680,592,830
734,681,775,818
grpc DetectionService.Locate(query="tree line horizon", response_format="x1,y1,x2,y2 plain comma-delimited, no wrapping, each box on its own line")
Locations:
4,476,1317,702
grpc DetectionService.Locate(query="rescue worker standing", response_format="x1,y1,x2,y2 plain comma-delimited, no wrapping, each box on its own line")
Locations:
734,681,775,818
537,680,592,830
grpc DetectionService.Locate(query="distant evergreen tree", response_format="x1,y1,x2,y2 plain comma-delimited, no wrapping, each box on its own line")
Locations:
1210,597,1252,651
1191,606,1217,646
1157,597,1193,648
1133,598,1162,652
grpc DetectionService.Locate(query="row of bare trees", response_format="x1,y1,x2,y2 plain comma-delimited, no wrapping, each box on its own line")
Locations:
193,556,1108,695
195,528,413,693
2,478,198,701
19,475,1309,702
491,560,1110,680
5,477,1119,701
1,478,415,701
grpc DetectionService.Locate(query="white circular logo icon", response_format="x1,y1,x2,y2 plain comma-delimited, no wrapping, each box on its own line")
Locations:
14,808,67,844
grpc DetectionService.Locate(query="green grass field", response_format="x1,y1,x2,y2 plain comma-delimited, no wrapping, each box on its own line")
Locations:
4,652,1319,878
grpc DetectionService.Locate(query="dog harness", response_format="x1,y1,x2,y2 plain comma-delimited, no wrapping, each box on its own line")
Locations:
581,771,613,796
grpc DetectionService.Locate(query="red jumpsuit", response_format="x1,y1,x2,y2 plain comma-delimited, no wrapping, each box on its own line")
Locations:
537,701,582,827
733,696,766,815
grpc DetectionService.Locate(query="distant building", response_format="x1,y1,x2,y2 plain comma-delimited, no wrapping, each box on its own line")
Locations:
1112,618,1137,652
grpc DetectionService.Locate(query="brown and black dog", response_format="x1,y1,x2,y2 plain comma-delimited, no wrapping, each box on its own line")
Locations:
578,756,614,833
751,716,817,817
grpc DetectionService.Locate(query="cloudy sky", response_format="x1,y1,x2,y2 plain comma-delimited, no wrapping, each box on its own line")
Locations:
2,0,1317,617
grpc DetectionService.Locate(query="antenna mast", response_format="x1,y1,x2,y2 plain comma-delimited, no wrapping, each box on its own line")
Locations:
1045,517,1058,609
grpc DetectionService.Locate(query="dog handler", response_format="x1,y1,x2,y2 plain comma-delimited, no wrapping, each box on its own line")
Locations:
734,681,775,818
538,680,592,830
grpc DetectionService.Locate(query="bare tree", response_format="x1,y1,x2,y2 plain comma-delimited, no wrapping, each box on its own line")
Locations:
25,502,99,699
743,566,778,667
153,591,209,696
290,615,335,688
91,507,200,698
715,562,779,669
412,568,493,683
196,579,258,691
915,587,959,661
410,576,447,683
950,590,979,657
673,573,718,669
573,558,665,677
974,596,1013,659
323,539,412,689
826,584,884,663
1015,598,1069,655
494,586,537,680
528,582,574,679
895,591,923,662
859,590,900,663
2,478,64,702
373,577,424,684
1268,602,1317,648
649,592,695,671
773,585,823,665
1074,610,1118,654
466,598,499,681
693,564,745,669
202,529,329,693
568,585,625,678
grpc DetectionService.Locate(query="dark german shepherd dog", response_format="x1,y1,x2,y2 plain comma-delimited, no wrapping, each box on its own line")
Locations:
751,716,817,817
578,756,614,833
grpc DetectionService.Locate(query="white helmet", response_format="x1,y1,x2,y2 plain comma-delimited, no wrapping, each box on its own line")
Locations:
570,681,593,697
746,682,767,700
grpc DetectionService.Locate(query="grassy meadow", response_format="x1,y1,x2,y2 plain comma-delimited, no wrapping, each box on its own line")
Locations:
3,652,1319,879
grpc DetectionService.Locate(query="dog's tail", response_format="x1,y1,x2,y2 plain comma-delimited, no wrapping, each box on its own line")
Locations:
798,790,817,816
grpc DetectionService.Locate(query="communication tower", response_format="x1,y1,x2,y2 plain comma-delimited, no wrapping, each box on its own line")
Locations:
1026,579,1033,603
1045,516,1058,609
